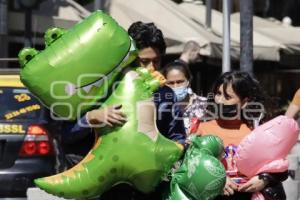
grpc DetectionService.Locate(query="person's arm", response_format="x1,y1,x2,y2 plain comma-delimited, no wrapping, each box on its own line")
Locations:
61,105,126,143
258,171,289,186
285,104,300,118
86,105,127,127
238,175,268,193
169,103,187,145
154,86,186,145
285,89,300,118
61,114,92,143
186,95,207,134
238,171,289,193
223,176,238,196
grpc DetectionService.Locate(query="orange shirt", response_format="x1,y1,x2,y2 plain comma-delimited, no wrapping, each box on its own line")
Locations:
196,120,251,179
196,120,251,147
292,89,300,107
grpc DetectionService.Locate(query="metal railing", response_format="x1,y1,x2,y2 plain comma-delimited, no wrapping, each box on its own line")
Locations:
0,58,20,70
0,67,20,74
0,58,18,62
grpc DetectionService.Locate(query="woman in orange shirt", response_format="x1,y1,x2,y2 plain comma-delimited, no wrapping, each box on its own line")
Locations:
196,71,287,200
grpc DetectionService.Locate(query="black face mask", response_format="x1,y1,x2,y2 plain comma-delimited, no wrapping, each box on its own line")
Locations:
217,104,240,119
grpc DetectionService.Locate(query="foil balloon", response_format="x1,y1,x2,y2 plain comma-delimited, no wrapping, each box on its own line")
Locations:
170,184,192,200
236,115,299,178
18,11,183,199
18,11,137,120
169,135,226,200
190,134,224,159
34,67,183,199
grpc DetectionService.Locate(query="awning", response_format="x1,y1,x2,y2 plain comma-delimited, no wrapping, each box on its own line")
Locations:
108,0,300,62
179,2,300,62
107,0,222,55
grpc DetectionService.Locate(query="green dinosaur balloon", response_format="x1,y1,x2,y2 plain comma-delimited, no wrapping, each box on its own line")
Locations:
34,67,183,199
168,135,226,200
19,11,137,120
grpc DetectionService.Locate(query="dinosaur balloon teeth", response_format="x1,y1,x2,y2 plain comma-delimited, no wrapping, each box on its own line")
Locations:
78,36,135,93
91,77,105,87
65,83,77,96
82,78,104,93
64,48,134,96
64,74,107,96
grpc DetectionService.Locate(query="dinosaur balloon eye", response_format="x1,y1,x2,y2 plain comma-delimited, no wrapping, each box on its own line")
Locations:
44,27,66,47
52,33,57,39
18,48,39,68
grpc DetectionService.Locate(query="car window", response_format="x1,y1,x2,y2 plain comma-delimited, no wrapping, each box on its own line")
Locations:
0,87,44,121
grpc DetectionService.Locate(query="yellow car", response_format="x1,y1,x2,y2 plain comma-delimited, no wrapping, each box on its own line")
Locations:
0,71,60,198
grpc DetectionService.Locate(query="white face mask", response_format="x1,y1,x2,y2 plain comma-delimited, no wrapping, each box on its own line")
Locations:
172,85,189,101
172,82,190,101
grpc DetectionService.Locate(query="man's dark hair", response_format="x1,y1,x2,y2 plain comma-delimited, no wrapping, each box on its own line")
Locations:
128,21,166,55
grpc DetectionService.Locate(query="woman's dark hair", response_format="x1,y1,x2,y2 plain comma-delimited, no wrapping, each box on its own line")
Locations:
210,71,269,126
161,61,192,82
212,71,265,103
128,21,166,55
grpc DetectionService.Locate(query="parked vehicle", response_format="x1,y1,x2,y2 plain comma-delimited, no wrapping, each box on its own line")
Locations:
0,71,62,198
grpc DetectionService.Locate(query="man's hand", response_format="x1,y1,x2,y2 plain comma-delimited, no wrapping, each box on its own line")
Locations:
238,176,267,193
223,176,238,196
86,104,127,127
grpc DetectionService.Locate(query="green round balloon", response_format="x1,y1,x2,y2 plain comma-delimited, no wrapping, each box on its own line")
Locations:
170,152,226,200
190,135,224,159
168,135,226,200
168,184,190,200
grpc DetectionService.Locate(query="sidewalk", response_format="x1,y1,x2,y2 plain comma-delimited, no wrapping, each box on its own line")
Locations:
27,188,72,200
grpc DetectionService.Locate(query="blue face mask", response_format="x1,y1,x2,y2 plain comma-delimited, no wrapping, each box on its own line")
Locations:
173,86,188,101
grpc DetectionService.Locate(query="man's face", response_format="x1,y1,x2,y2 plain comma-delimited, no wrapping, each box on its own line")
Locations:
137,47,161,70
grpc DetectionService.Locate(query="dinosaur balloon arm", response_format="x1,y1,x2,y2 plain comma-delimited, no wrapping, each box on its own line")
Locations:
137,99,159,141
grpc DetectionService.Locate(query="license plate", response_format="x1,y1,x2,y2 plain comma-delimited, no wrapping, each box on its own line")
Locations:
0,124,26,134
